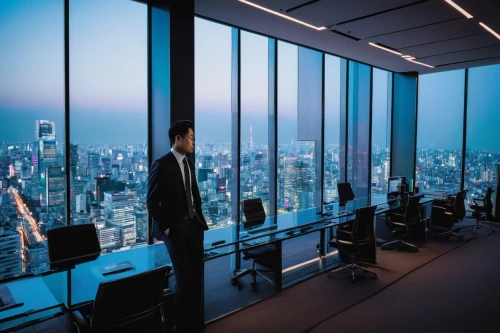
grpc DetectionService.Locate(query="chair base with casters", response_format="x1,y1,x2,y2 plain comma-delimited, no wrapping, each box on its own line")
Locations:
434,228,464,240
455,218,495,236
231,243,276,292
327,253,377,283
381,239,418,252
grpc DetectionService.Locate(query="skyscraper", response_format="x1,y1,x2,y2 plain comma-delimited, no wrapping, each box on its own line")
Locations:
104,191,137,247
36,120,57,205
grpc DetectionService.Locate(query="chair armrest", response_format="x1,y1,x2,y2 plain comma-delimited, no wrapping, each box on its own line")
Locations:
473,198,484,206
71,310,90,332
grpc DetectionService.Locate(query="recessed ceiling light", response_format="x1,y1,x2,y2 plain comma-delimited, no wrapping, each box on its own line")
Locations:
238,0,327,31
405,57,434,68
479,22,500,40
368,42,402,55
444,0,473,19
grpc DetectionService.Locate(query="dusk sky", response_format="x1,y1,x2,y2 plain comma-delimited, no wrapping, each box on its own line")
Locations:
1,2,499,151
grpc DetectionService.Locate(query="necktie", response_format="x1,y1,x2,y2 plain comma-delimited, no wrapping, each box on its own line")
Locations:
183,157,195,219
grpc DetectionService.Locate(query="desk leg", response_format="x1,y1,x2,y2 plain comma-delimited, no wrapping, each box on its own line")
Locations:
319,229,326,257
275,241,282,292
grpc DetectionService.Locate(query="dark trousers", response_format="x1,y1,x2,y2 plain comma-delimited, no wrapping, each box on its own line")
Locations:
160,219,205,333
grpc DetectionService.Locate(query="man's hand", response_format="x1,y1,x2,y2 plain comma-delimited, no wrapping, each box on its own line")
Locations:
164,228,170,237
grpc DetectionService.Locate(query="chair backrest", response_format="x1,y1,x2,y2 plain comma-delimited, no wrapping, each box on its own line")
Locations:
484,187,493,212
453,190,466,220
431,205,451,228
337,182,355,203
91,266,168,333
353,205,377,244
241,198,266,230
47,224,101,271
403,194,422,224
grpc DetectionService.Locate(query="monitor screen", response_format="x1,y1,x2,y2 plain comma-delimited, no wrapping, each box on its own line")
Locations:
388,178,402,194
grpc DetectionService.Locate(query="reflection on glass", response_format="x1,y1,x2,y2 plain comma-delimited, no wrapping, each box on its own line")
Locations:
277,42,322,214
0,0,64,280
195,18,234,242
371,69,392,198
466,64,500,200
347,61,371,198
70,0,148,254
324,55,342,203
240,31,270,215
416,70,464,194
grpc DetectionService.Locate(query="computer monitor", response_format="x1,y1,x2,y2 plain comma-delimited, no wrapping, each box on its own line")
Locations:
387,176,407,195
337,182,355,204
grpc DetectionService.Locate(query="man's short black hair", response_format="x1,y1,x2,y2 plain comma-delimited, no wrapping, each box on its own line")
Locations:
168,120,194,146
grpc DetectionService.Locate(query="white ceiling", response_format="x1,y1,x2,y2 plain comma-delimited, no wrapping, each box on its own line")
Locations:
195,0,500,74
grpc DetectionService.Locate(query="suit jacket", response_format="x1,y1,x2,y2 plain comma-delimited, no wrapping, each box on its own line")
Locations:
147,151,208,240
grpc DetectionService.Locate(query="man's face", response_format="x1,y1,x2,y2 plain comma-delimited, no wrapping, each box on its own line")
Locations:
176,128,195,154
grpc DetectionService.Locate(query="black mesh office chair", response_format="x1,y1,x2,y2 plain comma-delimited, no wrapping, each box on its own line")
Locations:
71,266,168,333
231,198,276,292
431,191,466,240
381,195,423,252
456,187,495,235
328,205,378,283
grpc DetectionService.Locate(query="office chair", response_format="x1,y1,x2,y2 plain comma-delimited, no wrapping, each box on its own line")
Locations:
431,191,466,240
328,205,378,283
381,195,423,252
231,198,276,292
456,187,495,235
71,266,168,333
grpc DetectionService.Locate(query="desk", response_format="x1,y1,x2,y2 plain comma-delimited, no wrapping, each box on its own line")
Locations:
0,274,65,332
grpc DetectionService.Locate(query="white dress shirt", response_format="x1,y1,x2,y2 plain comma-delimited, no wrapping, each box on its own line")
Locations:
171,148,195,211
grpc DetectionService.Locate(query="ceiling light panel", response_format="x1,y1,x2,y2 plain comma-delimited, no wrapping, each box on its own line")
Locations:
479,22,500,40
238,0,327,31
444,0,473,19
368,42,402,55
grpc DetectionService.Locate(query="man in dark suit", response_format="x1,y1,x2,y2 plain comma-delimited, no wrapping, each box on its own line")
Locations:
147,120,208,333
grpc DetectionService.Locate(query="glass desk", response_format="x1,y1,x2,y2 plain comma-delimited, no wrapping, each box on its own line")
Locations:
0,271,67,332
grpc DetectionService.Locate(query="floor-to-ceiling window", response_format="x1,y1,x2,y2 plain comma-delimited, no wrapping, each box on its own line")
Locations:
371,68,392,200
323,55,342,203
69,0,148,252
416,70,465,194
240,31,271,215
466,64,500,199
0,0,64,280
194,18,234,242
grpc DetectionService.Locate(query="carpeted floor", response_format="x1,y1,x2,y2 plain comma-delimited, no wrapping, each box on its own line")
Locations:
206,219,499,333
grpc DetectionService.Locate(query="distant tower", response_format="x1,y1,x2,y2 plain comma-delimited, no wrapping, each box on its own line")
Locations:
249,125,254,151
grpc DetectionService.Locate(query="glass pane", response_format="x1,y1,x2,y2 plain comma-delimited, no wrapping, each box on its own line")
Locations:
240,31,270,214
277,42,321,214
324,55,342,204
69,0,147,251
195,18,234,245
347,61,371,198
371,68,392,200
466,64,500,199
416,70,464,194
0,0,64,280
